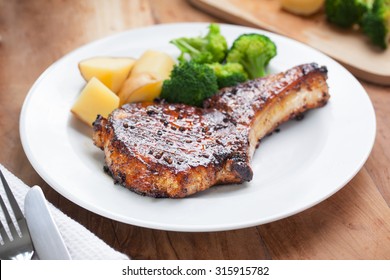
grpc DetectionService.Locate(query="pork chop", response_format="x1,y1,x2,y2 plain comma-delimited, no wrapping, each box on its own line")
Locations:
93,63,330,198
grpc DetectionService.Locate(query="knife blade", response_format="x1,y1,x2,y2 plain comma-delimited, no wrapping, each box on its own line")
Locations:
24,185,71,260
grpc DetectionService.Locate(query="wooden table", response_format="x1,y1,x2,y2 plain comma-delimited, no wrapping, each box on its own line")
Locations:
1,0,389,260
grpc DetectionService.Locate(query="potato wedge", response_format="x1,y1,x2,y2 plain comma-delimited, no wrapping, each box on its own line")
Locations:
71,77,119,126
118,50,175,105
280,0,324,16
120,73,163,104
78,57,135,93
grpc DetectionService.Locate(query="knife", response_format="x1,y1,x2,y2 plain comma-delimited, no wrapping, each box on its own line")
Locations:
24,186,71,260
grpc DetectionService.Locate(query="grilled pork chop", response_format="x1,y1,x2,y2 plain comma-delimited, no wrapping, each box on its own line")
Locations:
93,63,330,198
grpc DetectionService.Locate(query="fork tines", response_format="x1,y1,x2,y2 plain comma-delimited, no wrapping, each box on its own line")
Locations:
0,169,34,260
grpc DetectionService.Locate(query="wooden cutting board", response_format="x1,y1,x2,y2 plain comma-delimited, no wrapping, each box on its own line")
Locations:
189,0,390,85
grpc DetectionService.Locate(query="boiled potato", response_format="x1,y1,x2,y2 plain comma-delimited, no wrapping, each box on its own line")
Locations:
118,73,163,103
71,77,119,126
280,0,324,16
78,57,135,93
118,50,175,105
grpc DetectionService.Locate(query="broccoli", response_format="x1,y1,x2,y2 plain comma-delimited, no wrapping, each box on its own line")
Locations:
207,62,248,89
170,23,228,64
361,0,390,49
325,0,374,28
160,61,218,107
226,33,277,79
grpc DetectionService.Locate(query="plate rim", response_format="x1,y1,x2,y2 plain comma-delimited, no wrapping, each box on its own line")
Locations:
19,22,377,232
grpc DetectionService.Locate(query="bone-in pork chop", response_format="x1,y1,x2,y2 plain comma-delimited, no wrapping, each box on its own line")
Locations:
93,63,330,198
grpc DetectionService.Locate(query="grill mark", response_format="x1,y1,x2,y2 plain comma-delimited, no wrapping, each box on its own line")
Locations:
111,104,250,171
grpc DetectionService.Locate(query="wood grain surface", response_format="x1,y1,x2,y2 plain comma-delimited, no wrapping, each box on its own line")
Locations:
0,0,389,260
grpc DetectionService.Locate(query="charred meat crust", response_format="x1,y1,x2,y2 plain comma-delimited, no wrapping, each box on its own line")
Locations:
204,63,329,125
93,102,252,198
93,63,330,198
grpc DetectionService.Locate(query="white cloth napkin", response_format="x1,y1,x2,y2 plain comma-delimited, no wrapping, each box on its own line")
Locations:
0,164,129,260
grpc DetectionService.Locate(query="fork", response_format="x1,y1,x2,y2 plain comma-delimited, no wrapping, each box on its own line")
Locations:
0,169,34,260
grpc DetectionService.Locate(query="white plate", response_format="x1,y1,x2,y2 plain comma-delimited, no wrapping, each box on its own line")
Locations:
20,23,376,232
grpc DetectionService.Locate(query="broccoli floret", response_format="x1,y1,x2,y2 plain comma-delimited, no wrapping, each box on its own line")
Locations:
325,0,373,28
226,33,277,79
207,62,248,89
170,23,228,64
160,61,218,107
361,0,390,49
